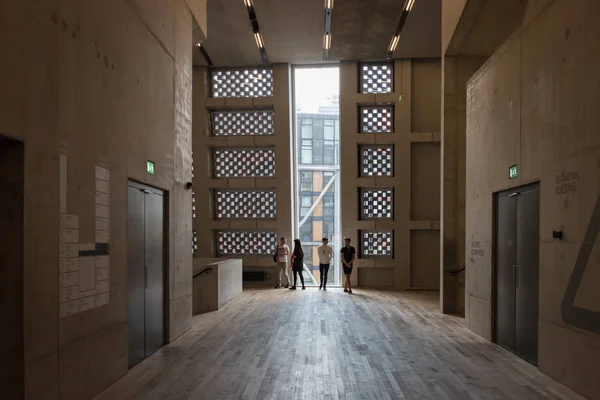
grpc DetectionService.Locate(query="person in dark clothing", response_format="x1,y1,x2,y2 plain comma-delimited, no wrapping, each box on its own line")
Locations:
340,237,356,294
289,239,306,290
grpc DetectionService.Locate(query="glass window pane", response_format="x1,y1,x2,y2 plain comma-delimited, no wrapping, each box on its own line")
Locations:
301,196,313,207
301,148,313,164
302,124,313,138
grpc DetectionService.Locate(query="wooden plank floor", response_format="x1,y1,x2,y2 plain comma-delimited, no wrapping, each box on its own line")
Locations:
96,289,584,400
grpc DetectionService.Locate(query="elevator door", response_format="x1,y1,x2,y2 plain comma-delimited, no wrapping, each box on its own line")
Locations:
127,182,165,368
495,183,539,364
0,137,24,399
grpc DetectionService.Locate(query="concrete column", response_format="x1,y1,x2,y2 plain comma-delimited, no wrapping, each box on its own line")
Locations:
440,55,486,314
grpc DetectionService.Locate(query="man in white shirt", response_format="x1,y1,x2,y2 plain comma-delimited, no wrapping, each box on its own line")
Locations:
317,237,333,291
275,237,291,289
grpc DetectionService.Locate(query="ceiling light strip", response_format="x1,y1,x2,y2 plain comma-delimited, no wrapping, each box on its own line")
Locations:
323,0,334,60
196,42,214,66
243,0,268,63
386,0,415,58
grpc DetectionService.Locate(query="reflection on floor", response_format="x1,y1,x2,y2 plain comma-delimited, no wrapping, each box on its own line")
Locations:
97,289,584,400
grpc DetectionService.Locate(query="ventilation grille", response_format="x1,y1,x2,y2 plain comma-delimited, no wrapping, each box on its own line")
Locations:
360,105,393,133
211,110,274,136
211,69,273,98
360,63,393,94
360,146,394,177
361,231,393,257
361,189,393,219
213,148,275,178
215,190,276,219
216,230,277,256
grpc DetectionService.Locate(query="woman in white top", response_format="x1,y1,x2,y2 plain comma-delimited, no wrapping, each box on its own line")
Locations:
317,237,333,291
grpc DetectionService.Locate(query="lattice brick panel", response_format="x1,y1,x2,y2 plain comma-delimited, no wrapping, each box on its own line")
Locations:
214,148,275,178
212,110,274,136
360,146,393,177
362,189,393,219
361,231,393,257
215,190,276,219
216,230,277,256
360,64,393,94
360,105,393,133
211,69,273,98
192,229,198,255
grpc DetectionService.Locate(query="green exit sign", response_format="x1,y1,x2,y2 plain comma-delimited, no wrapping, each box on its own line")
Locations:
509,165,518,179
147,160,155,175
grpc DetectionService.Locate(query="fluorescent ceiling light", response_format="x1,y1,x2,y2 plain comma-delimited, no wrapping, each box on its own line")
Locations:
388,35,400,52
406,0,416,11
325,0,334,9
324,33,331,50
254,32,264,48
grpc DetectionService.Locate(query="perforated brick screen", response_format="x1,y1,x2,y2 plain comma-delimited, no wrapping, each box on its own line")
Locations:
360,63,393,94
215,190,276,219
360,105,393,133
211,110,274,136
216,230,277,256
361,189,393,219
361,231,393,257
211,68,273,98
213,148,275,178
360,146,394,177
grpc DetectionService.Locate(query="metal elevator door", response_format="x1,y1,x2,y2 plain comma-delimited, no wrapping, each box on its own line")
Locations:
127,182,165,369
495,183,539,365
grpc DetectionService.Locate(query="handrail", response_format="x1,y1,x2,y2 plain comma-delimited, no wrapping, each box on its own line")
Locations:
193,267,213,279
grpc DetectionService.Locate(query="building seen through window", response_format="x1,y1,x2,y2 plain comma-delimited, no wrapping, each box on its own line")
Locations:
294,67,340,286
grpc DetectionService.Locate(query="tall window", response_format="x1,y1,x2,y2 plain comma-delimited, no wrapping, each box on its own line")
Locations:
294,67,340,286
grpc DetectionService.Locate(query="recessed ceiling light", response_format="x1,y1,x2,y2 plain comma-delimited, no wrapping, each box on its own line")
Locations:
324,33,332,50
388,35,400,53
254,32,265,49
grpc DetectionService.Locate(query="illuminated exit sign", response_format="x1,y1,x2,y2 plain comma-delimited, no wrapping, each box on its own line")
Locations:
509,165,518,179
147,160,155,175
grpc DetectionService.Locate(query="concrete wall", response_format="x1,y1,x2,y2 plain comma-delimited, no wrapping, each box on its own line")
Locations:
192,65,294,287
0,1,199,398
466,0,600,398
340,59,441,290
441,55,486,314
192,258,242,314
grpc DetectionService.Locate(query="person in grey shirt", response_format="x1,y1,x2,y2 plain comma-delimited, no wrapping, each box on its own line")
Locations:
275,237,291,289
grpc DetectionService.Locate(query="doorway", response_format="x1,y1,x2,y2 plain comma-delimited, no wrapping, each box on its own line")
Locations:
127,181,166,368
494,183,540,364
0,136,24,399
293,67,341,287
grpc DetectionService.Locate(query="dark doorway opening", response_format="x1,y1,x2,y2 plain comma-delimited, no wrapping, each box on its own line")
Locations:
127,181,167,368
494,183,540,365
0,135,24,398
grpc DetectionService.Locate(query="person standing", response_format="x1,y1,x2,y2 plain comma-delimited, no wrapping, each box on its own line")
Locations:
275,237,291,289
340,237,356,294
289,239,306,290
317,237,333,291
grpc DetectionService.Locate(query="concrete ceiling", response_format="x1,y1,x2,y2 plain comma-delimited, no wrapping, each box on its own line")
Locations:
193,0,441,67
447,0,528,56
